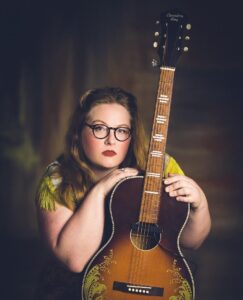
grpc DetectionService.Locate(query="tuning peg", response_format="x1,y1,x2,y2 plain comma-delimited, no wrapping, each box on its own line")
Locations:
153,42,158,48
154,31,159,37
185,35,190,40
155,20,160,25
186,23,192,30
183,47,189,52
152,59,159,68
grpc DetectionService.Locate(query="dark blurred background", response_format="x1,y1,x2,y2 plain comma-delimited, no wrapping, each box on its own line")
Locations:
0,0,242,299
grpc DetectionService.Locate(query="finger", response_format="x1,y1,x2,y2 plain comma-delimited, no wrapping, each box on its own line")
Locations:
115,168,138,179
164,174,196,187
102,169,136,193
165,179,185,192
167,186,193,198
165,174,191,183
120,167,138,174
176,194,194,203
165,178,196,193
109,168,138,189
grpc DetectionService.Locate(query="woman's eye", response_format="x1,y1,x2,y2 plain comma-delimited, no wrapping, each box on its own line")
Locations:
94,125,106,131
117,128,129,134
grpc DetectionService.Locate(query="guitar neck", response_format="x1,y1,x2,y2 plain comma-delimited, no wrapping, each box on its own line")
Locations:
139,67,175,223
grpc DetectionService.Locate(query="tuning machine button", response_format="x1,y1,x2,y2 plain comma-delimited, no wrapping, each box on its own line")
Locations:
186,23,192,30
153,42,158,48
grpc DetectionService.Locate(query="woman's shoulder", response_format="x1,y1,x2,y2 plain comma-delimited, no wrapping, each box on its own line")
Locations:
36,161,63,211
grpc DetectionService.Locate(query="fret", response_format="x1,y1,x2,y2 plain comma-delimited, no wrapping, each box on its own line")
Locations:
144,177,161,195
152,133,165,142
160,66,175,71
144,191,159,195
156,115,167,124
150,150,163,157
145,169,162,176
158,94,169,104
146,172,161,178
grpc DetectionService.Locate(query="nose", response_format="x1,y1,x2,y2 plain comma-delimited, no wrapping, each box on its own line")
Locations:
104,129,116,145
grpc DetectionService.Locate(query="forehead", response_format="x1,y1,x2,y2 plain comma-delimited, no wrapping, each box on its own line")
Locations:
86,103,131,125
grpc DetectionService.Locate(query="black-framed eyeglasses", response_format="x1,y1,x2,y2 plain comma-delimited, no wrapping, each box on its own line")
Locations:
85,123,132,142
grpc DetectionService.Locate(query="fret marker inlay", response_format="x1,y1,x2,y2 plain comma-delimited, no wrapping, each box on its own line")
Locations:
151,150,163,157
156,115,167,124
147,172,161,178
158,94,169,103
153,134,165,142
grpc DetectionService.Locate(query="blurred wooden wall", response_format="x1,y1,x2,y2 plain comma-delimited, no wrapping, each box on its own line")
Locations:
0,0,242,299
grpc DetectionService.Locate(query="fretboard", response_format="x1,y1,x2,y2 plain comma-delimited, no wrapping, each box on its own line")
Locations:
139,67,175,223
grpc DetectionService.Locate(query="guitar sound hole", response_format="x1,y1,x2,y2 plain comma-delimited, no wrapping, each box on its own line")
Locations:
130,222,161,250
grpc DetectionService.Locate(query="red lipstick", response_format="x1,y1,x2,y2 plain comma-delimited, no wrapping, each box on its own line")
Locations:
102,150,117,157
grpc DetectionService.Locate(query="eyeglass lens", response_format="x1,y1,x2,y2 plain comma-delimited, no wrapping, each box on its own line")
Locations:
91,124,131,141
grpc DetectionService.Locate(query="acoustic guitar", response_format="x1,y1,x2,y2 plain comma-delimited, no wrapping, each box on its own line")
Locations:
81,10,195,300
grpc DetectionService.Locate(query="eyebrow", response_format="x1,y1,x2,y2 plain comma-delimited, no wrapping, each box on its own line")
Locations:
89,119,131,128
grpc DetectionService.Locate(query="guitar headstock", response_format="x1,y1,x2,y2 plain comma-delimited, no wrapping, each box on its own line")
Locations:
152,9,191,68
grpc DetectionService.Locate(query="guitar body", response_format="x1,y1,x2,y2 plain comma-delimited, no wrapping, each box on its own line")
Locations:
81,176,194,300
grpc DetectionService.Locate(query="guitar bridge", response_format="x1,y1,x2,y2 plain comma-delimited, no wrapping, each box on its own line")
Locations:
113,281,164,296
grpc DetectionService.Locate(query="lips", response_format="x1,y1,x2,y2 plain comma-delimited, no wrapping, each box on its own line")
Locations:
102,150,117,157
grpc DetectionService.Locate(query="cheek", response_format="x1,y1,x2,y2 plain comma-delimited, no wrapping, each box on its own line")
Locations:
119,140,131,158
81,131,99,156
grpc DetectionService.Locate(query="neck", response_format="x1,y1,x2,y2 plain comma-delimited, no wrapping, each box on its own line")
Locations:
139,67,175,223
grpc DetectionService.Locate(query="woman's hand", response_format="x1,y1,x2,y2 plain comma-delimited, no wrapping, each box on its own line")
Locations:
164,173,207,210
164,173,211,249
95,168,139,198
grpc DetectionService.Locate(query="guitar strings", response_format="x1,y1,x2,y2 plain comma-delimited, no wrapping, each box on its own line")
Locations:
137,69,165,283
128,72,164,283
129,69,174,285
133,69,160,283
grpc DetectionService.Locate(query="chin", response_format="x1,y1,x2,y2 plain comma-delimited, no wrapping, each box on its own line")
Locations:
98,158,122,170
101,164,120,170
92,161,120,171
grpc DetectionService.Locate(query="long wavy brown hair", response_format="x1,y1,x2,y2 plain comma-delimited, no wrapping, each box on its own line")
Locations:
56,87,148,210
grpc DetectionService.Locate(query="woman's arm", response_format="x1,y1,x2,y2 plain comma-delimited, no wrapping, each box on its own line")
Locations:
37,168,138,273
164,173,211,249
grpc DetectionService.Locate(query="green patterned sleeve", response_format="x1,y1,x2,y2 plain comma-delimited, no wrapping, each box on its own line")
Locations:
36,162,62,211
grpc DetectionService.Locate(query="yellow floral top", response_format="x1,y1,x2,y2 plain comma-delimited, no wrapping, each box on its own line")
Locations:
36,154,184,212
35,154,184,299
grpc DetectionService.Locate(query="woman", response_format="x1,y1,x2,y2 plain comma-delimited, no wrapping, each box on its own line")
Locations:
36,87,211,298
